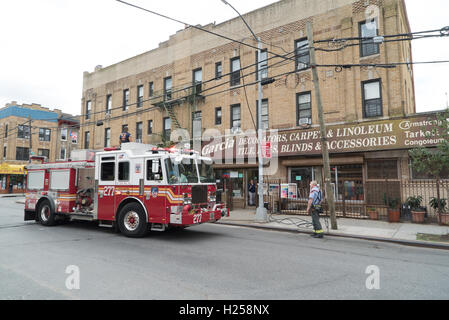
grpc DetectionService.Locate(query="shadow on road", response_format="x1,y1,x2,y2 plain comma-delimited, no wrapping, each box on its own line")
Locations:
48,220,225,242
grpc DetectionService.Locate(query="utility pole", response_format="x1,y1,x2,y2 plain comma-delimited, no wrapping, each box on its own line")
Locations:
221,0,267,222
306,21,338,230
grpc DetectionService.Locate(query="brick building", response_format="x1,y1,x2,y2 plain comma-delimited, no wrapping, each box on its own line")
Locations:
0,102,79,193
80,0,447,213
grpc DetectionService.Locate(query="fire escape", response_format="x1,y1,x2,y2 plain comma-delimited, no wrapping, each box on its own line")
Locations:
151,82,205,141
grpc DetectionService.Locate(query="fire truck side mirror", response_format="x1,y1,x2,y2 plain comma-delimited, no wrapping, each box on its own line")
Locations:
152,160,159,173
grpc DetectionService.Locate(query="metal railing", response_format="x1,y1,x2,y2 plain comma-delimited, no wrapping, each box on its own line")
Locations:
264,178,449,224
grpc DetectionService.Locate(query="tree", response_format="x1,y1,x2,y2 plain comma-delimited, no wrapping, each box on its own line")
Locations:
409,109,449,220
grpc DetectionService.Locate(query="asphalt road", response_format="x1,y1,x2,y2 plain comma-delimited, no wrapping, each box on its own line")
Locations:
1,197,449,300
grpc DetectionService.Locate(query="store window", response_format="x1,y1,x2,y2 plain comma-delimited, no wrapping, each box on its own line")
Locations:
367,160,398,180
331,164,364,201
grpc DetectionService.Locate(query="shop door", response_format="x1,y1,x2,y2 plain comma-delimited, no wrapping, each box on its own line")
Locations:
247,169,258,207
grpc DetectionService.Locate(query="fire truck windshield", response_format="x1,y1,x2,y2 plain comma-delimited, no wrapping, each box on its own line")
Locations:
165,158,198,184
198,160,215,183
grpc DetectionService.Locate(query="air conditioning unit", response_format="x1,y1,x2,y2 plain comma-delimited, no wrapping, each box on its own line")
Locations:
298,118,311,126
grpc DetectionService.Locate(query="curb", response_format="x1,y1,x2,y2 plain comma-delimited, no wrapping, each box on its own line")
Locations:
217,221,449,251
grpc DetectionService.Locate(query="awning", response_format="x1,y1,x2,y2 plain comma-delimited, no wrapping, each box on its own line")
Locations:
0,163,27,175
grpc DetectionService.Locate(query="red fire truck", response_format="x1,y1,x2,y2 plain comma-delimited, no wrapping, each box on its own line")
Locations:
24,143,228,237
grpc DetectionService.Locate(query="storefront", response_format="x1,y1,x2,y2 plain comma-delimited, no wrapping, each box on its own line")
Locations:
212,165,259,209
0,163,27,194
202,112,446,214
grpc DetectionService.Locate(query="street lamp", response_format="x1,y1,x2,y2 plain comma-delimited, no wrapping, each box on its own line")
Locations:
221,0,267,222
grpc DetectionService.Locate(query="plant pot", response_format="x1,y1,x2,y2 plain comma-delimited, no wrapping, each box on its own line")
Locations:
439,213,449,226
411,210,425,223
388,209,400,223
368,210,378,220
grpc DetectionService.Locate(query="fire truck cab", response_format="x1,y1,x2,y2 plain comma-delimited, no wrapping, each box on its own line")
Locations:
24,143,228,237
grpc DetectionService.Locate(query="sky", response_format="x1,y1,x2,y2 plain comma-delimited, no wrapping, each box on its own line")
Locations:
0,0,448,116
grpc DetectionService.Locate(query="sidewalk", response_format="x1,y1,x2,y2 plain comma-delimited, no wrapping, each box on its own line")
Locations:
217,209,449,250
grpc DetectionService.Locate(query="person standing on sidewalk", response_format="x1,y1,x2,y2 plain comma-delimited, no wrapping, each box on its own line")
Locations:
307,181,324,238
248,179,256,206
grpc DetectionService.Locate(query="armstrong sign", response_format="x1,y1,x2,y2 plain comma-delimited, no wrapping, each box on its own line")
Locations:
201,113,445,160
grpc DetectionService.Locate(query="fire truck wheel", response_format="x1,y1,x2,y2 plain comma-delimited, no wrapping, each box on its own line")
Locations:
118,203,148,238
37,200,57,226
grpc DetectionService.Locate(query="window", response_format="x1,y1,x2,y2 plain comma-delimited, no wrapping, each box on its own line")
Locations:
192,111,202,139
367,160,398,179
104,128,111,147
123,89,129,111
215,107,222,125
38,149,50,159
163,117,171,140
118,162,130,181
295,39,309,71
230,57,241,86
363,79,382,118
18,125,30,139
106,94,112,114
137,85,144,108
16,147,29,161
60,128,68,141
297,92,312,125
257,99,269,130
84,131,90,149
146,159,163,181
360,19,380,57
164,77,172,100
147,120,153,134
39,128,51,142
136,122,143,142
3,146,6,160
256,49,268,80
215,62,222,80
101,162,115,181
149,82,154,97
193,68,202,93
85,100,91,120
4,124,8,138
231,104,241,132
60,147,66,160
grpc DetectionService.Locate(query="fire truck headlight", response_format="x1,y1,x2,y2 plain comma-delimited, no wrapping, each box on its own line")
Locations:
183,193,192,204
208,191,216,202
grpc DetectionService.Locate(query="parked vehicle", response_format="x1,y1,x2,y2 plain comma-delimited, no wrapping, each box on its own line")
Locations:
24,143,228,237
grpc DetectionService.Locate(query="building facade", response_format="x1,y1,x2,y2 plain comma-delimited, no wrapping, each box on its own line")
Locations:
80,0,446,214
0,102,79,193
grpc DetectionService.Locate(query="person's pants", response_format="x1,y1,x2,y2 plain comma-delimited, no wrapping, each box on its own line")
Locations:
249,192,255,206
311,208,324,234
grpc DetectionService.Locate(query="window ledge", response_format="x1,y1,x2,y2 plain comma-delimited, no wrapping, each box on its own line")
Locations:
359,53,381,61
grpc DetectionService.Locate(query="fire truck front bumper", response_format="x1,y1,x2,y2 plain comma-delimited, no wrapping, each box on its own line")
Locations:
169,204,228,226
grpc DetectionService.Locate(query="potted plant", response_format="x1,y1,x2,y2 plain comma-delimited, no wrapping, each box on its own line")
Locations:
366,207,378,220
405,196,426,223
385,196,400,223
429,197,448,225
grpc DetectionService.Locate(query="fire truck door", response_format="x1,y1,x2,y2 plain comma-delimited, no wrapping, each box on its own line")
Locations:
144,158,167,223
97,156,116,221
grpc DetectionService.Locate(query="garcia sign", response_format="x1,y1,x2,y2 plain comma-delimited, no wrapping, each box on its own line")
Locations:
201,113,445,159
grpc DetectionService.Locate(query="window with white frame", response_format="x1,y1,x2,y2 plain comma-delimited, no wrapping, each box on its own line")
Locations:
363,79,382,118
